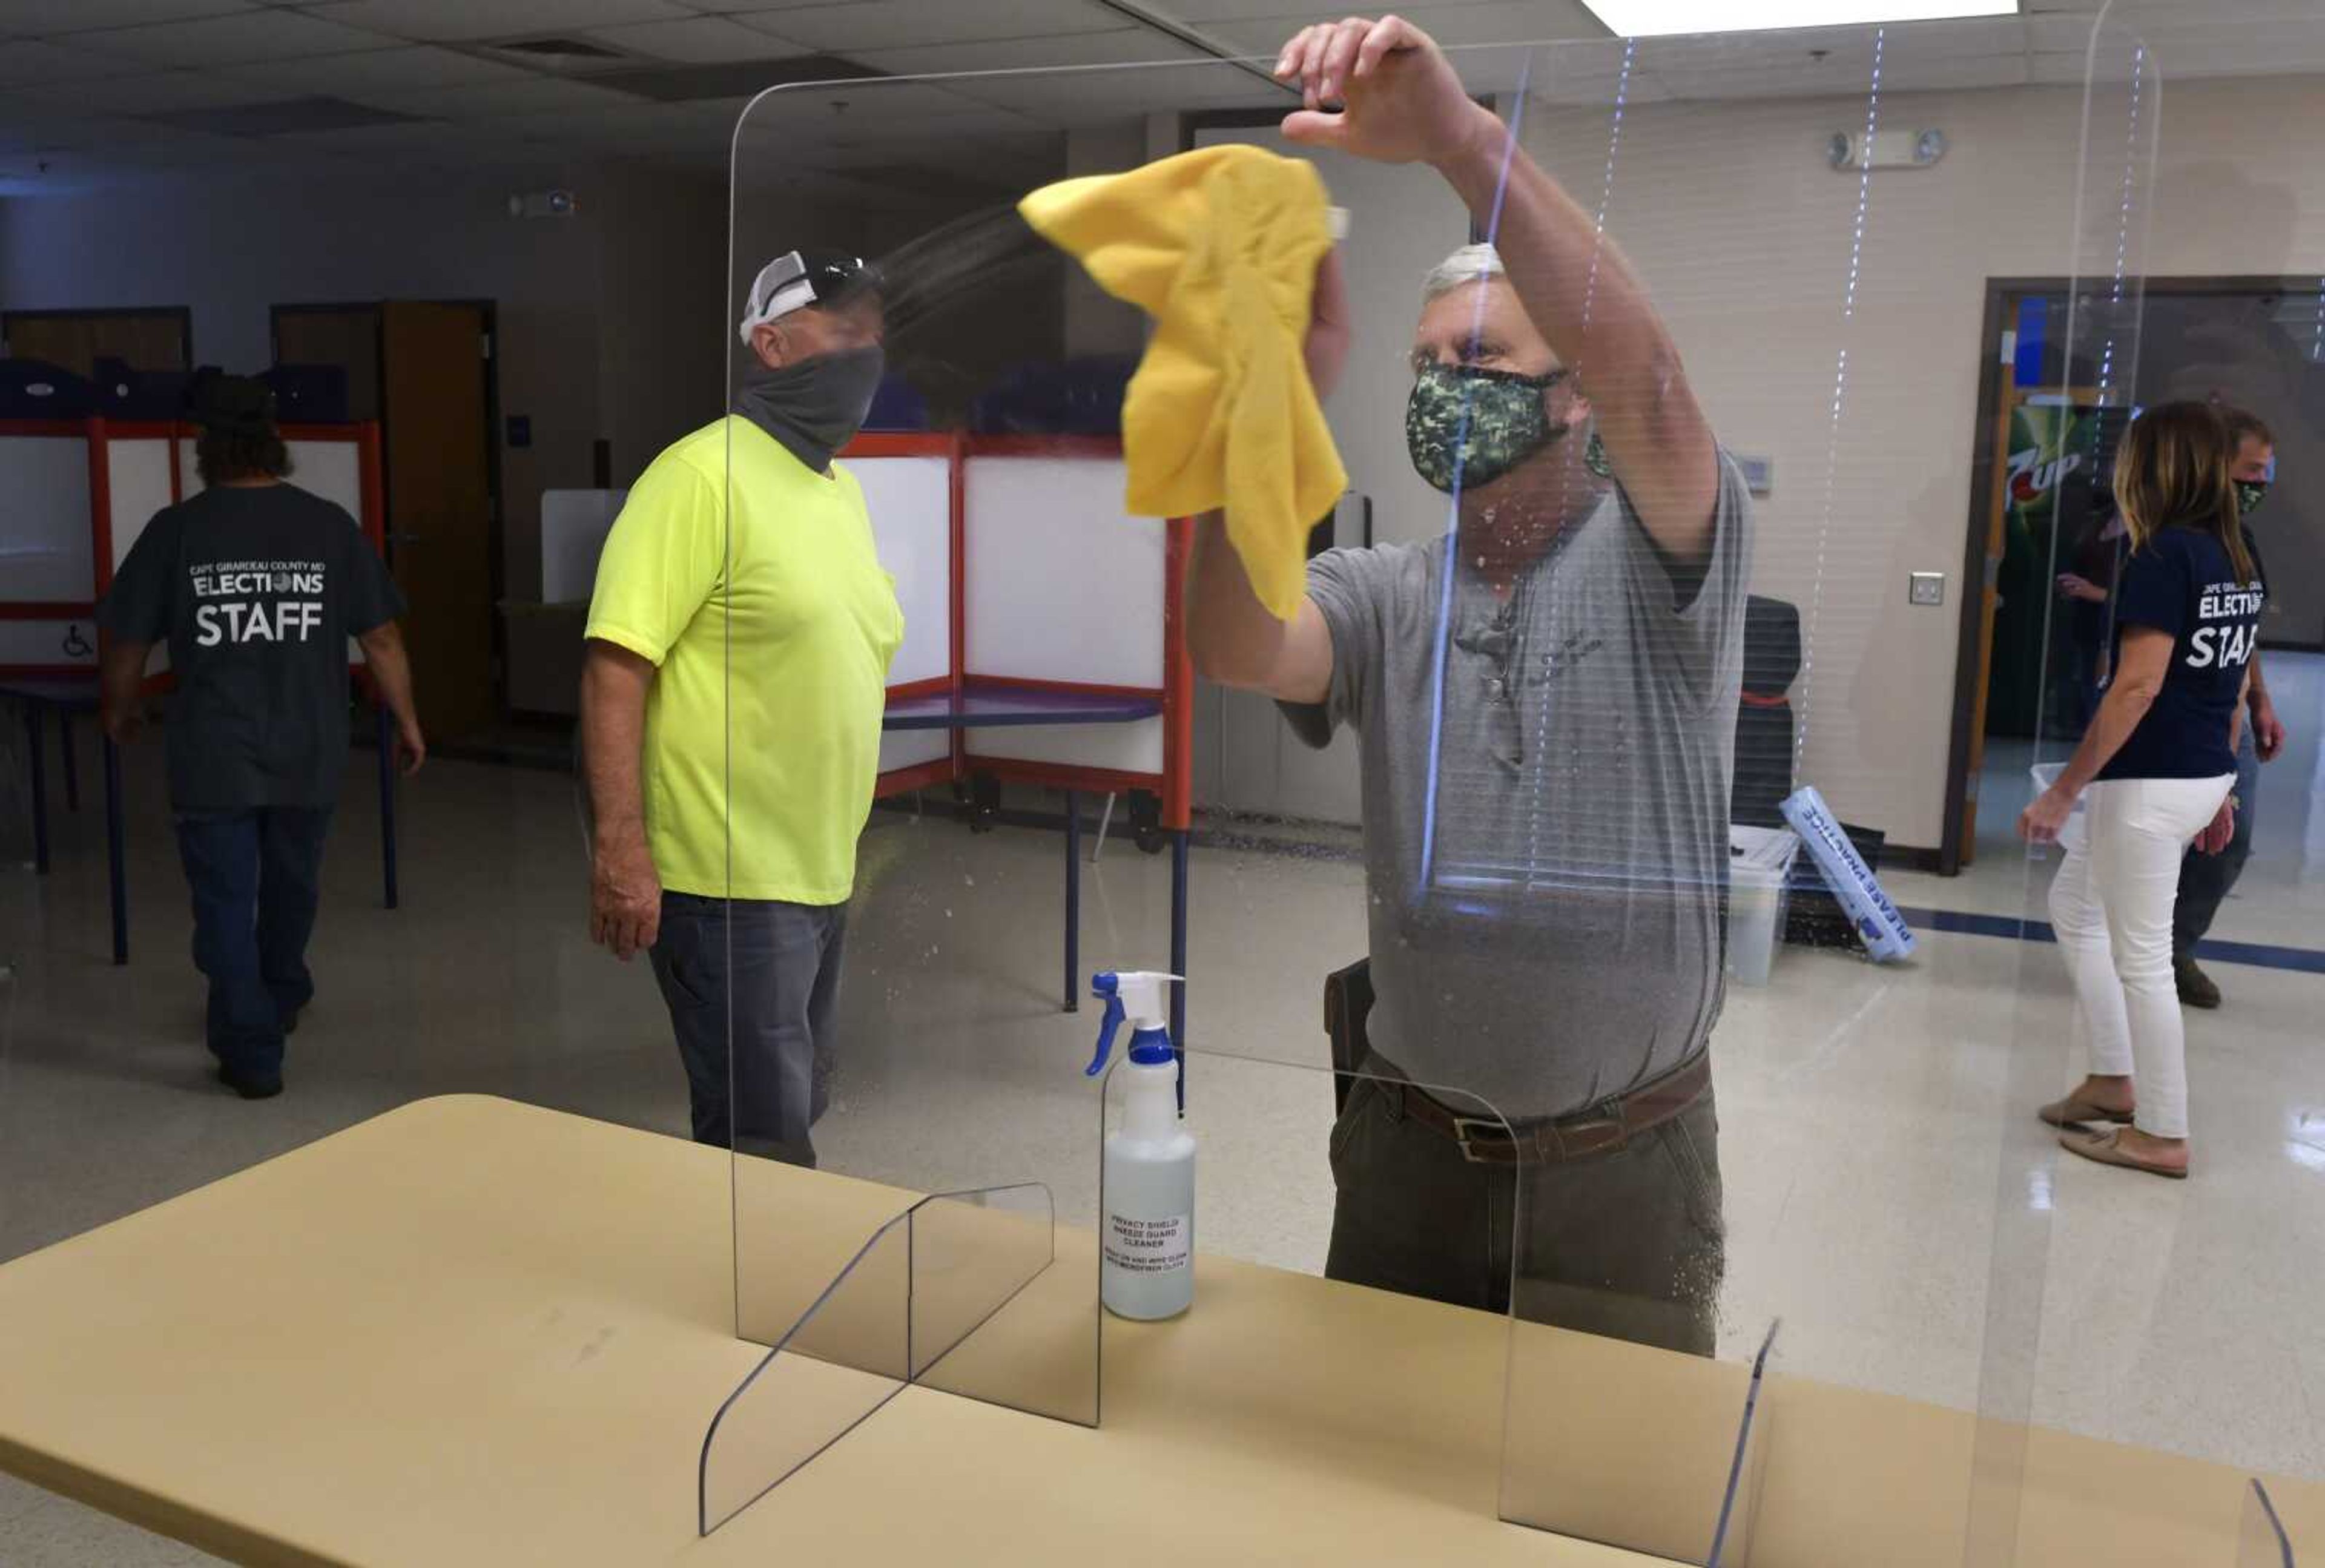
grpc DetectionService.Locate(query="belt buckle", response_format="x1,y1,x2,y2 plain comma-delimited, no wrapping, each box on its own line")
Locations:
1553,1113,1628,1160
1450,1115,1509,1164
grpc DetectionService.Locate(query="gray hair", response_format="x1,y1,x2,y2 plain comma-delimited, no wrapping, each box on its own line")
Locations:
1422,242,1506,306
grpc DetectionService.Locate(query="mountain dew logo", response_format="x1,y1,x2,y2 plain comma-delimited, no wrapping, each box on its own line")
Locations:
2006,403,2100,529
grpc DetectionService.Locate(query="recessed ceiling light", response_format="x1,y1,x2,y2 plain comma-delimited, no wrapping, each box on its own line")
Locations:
1580,0,2016,37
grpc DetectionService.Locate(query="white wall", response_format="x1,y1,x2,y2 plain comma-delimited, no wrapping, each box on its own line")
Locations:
1512,69,2325,850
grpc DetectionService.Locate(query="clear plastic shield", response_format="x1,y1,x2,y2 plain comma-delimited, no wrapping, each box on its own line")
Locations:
1971,9,2160,1567
2238,1480,2296,1568
698,1181,1064,1535
709,11,2315,1564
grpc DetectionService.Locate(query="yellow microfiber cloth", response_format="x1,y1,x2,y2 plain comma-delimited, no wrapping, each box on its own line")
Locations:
1019,145,1347,621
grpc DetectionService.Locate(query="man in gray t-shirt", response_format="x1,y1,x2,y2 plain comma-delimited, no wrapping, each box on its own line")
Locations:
1192,16,1751,1354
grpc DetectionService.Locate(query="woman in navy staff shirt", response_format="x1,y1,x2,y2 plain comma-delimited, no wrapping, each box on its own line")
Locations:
2019,401,2264,1179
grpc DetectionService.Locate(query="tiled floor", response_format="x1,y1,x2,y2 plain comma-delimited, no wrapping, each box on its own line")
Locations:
2,654,2320,1564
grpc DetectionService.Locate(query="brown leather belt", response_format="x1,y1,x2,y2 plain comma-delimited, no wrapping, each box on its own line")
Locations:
1385,1051,1712,1167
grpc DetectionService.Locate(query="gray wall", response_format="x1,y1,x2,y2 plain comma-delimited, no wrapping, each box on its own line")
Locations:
0,163,732,601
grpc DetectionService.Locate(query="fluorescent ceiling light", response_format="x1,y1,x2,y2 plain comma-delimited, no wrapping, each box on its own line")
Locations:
1580,0,2016,37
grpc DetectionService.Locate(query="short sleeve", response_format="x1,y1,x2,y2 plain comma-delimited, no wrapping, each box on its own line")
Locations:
584,450,722,666
1618,449,1753,711
97,511,178,644
338,516,407,635
1277,544,1396,749
2114,536,2191,640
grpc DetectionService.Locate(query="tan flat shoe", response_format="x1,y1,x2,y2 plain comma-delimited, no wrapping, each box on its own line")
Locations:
2060,1127,2188,1179
2037,1094,2135,1128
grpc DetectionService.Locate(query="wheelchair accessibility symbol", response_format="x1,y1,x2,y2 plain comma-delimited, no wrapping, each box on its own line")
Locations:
62,624,93,658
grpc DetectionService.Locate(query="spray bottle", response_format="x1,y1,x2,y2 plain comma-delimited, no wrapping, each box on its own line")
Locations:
1084,970,1193,1321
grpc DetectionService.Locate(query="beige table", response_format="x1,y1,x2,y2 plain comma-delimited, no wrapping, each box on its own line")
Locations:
0,1096,2312,1566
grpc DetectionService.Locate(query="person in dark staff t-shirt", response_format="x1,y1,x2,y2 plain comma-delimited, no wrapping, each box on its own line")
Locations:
2021,401,2264,1179
99,374,424,1100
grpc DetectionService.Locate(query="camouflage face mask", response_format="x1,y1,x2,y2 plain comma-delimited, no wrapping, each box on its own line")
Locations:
2235,478,2269,518
1405,361,1569,494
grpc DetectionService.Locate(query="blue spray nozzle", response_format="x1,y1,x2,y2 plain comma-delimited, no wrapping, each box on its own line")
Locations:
1084,970,1181,1077
1084,989,1127,1077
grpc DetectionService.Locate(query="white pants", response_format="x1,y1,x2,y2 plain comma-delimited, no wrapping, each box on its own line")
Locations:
2047,773,2234,1140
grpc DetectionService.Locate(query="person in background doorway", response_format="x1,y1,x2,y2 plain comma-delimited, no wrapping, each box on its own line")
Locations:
2055,497,2128,736
2170,407,2287,1007
98,374,424,1100
1189,16,1749,1352
2022,401,2265,1178
581,248,902,1166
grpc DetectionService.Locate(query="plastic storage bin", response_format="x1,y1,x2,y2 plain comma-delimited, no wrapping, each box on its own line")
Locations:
1727,825,1802,987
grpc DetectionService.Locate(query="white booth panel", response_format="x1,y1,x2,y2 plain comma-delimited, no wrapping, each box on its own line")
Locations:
852,455,952,690
0,437,94,602
179,436,364,521
0,618,97,668
541,488,628,605
964,456,1162,689
966,717,1164,776
878,730,951,773
287,439,363,518
105,438,176,572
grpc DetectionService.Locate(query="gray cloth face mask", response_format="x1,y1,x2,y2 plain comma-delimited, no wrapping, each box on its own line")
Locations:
732,346,884,473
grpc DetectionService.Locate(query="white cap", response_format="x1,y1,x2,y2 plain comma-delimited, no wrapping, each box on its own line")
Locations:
736,249,879,346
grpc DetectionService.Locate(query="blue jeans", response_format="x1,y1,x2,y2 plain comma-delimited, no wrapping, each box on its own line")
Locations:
650,893,848,1165
174,808,334,1082
2174,731,2260,958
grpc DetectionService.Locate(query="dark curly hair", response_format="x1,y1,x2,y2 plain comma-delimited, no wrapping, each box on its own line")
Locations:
188,372,292,487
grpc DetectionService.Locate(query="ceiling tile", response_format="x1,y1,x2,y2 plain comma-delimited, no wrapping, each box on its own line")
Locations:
2028,13,2112,52
1880,52,2030,90
677,0,867,10
283,119,559,165
64,10,399,68
12,68,293,117
0,39,147,86
1,0,256,35
491,98,722,142
1888,15,2030,57
584,15,808,62
731,76,1016,128
849,28,1211,78
220,44,538,96
348,76,650,119
0,114,177,151
306,0,695,43
1195,0,1607,55
945,59,1285,125
731,0,1129,53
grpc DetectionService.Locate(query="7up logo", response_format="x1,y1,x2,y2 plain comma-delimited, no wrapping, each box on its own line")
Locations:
2006,446,2083,506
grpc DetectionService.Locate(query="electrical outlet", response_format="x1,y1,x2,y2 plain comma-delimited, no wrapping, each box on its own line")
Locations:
1908,572,1945,607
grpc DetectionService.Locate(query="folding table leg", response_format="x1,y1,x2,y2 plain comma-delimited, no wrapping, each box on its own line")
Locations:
104,738,127,966
1170,828,1190,1105
59,711,80,812
377,703,400,911
25,705,50,876
1064,789,1081,1012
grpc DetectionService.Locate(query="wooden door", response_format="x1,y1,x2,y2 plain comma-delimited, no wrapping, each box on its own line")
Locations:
381,302,495,740
1956,380,2017,865
273,308,382,421
1959,382,2107,861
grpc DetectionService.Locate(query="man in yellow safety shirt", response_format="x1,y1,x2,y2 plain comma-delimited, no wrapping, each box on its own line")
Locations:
581,249,902,1165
